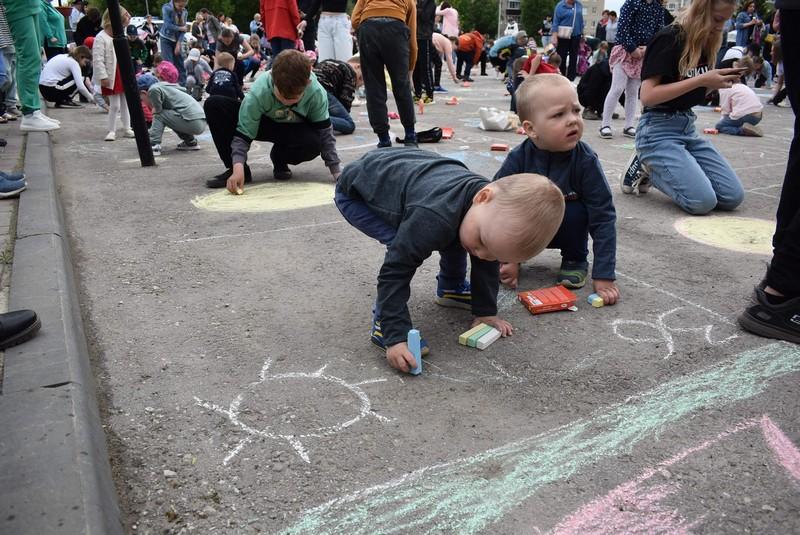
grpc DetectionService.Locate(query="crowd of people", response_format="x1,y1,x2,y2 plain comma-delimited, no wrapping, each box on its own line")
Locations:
0,0,795,359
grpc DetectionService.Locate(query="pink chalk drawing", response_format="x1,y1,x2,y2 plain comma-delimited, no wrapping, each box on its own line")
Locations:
548,416,800,535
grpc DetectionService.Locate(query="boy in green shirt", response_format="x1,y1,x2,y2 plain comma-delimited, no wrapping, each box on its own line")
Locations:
204,49,341,189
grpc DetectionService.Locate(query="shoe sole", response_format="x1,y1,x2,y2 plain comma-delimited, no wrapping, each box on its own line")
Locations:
176,146,200,151
0,316,42,350
738,312,800,343
20,126,59,132
0,186,26,198
623,131,636,138
556,277,587,289
435,296,472,310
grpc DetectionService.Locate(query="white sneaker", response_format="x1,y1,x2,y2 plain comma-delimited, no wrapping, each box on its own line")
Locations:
123,128,135,138
20,114,60,132
104,131,116,141
33,110,60,125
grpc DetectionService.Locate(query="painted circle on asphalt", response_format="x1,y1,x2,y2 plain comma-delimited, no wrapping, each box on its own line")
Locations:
674,216,774,255
192,182,334,213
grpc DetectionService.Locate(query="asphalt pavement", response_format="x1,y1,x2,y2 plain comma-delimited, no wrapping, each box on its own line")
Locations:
3,72,799,535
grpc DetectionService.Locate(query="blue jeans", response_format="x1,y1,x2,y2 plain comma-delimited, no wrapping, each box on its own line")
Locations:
636,111,744,215
715,112,762,135
334,187,467,317
327,92,355,134
548,200,588,263
160,37,186,86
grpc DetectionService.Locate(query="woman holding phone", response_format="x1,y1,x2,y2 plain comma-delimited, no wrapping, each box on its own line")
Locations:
622,0,746,215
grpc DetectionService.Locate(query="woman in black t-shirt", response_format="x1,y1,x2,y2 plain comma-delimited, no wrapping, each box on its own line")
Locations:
216,28,254,86
623,0,747,215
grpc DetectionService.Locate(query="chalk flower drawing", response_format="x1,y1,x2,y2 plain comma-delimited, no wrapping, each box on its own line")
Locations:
611,307,738,358
194,359,390,465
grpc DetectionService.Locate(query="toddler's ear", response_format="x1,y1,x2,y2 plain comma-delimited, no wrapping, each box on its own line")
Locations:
522,119,537,139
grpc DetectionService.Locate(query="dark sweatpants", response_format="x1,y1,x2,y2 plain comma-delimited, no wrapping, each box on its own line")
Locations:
766,9,800,297
412,38,434,99
556,35,580,81
204,95,321,170
357,17,415,136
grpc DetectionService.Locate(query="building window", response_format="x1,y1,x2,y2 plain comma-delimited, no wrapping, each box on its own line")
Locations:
592,7,596,12
508,0,521,8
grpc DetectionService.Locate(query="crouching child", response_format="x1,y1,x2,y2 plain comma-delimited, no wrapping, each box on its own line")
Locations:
141,61,207,156
336,148,565,372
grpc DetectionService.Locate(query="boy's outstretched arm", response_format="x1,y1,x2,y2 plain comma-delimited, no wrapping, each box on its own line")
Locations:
386,343,418,373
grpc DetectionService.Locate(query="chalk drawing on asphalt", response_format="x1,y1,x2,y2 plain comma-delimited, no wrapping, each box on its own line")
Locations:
194,358,390,465
283,342,800,534
611,306,738,359
191,181,335,213
547,415,800,535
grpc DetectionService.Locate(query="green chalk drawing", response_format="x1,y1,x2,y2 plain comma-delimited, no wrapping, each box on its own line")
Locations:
614,143,637,150
285,342,800,535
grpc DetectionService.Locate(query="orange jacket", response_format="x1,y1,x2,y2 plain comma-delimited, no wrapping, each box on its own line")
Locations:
352,0,417,71
457,31,484,66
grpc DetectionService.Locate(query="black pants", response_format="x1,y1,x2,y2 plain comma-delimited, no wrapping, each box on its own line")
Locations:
204,95,321,170
357,17,415,136
39,74,79,104
412,38,434,99
766,9,800,296
556,35,580,81
455,50,473,80
432,49,443,87
479,49,487,75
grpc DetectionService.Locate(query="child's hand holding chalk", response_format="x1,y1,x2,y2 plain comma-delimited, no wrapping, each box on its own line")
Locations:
591,279,620,305
386,342,418,374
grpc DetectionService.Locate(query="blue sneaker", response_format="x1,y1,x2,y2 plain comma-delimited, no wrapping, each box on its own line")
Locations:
435,280,472,310
0,177,26,199
370,319,430,356
434,86,448,93
0,170,25,181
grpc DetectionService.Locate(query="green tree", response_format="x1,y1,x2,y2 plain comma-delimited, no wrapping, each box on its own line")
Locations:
520,0,556,46
91,0,257,28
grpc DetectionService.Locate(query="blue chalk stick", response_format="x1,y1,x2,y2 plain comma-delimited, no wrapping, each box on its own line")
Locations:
408,329,422,375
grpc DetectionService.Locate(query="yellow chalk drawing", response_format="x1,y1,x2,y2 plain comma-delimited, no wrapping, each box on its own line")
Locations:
674,216,774,255
191,182,335,213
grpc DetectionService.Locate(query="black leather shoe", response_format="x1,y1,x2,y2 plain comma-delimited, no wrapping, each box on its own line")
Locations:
0,310,41,350
205,166,252,188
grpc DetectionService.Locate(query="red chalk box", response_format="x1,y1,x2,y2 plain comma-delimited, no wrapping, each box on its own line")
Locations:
518,285,578,315
491,144,509,151
442,127,454,139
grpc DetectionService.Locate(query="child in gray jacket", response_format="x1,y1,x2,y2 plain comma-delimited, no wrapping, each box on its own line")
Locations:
141,61,207,156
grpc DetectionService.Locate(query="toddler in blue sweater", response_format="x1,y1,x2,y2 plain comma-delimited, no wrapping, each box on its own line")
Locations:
494,74,620,305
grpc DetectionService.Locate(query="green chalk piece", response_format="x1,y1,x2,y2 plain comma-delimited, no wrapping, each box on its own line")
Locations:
459,323,488,345
467,324,494,348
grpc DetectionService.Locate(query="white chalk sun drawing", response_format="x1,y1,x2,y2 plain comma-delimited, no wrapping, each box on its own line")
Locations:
194,359,391,465
611,306,738,359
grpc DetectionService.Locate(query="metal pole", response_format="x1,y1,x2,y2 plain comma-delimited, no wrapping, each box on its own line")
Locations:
106,0,156,167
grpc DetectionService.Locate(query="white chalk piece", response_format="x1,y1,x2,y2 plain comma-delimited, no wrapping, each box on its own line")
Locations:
408,329,422,375
476,328,501,350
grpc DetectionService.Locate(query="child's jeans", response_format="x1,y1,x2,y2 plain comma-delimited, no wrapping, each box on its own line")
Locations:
636,110,744,215
149,111,206,144
327,92,355,135
715,112,762,136
334,186,467,318
548,200,589,264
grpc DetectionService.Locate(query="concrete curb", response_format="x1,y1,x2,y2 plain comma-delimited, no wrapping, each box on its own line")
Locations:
0,132,123,534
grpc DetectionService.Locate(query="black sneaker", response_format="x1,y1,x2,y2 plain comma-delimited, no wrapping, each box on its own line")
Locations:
620,152,651,195
56,99,82,108
738,288,800,343
273,163,292,181
205,166,252,188
0,310,41,350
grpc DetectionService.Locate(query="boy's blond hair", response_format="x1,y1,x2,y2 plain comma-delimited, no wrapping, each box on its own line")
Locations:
515,74,572,124
214,51,235,71
101,7,129,30
492,173,565,260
